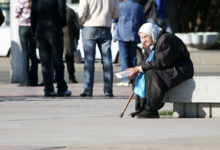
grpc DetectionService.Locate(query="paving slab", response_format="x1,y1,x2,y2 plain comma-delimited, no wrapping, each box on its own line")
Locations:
0,84,220,150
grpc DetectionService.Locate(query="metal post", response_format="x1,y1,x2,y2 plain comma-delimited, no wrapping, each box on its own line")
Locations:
10,0,22,83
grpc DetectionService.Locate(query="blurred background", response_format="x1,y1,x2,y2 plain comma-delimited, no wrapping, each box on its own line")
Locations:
1,0,220,33
0,0,220,84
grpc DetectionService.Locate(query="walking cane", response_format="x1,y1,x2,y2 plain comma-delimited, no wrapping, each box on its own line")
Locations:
119,90,134,118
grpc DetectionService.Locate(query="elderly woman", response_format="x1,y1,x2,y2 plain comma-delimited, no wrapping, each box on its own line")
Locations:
126,23,194,118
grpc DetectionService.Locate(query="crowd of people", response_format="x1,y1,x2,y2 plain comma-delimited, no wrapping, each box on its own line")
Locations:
0,0,194,118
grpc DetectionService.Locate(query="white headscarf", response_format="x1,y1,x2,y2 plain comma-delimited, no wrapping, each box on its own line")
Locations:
138,23,162,45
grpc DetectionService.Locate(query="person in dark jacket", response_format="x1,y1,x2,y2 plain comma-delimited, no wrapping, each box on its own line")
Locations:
126,23,194,118
0,8,5,26
144,0,158,24
63,6,79,84
31,0,72,97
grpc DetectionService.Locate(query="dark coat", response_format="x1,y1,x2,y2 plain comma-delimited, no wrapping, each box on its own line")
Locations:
138,29,194,111
144,0,157,20
31,0,67,36
0,8,5,26
63,6,80,56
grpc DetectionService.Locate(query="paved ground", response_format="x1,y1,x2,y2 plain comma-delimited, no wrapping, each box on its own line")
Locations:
1,50,220,84
0,83,220,150
1,49,220,150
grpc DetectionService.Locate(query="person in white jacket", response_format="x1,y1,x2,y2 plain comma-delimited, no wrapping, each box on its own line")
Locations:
78,0,120,97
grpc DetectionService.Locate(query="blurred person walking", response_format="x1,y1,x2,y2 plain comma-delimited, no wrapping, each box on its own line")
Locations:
78,0,120,97
15,0,38,87
113,0,144,86
155,0,172,33
144,0,158,25
63,5,79,84
31,0,71,97
0,8,5,26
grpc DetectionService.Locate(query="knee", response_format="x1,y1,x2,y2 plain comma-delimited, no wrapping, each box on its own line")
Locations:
85,55,95,62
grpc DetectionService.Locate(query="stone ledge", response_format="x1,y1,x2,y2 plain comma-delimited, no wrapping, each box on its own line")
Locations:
173,103,220,118
163,77,220,118
163,76,220,103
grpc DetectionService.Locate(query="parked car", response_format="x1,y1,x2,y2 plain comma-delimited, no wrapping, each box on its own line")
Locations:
0,4,144,63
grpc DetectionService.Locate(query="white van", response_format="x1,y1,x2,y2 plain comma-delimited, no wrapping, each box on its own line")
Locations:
0,4,144,63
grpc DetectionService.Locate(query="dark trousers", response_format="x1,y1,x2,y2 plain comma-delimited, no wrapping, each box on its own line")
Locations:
133,69,165,112
36,29,67,94
65,55,76,80
19,26,38,86
118,41,137,83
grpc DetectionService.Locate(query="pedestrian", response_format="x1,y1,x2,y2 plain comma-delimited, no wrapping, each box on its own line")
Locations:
113,0,144,86
126,23,194,118
0,8,5,26
155,0,172,33
144,0,158,25
78,0,120,97
63,5,79,84
15,0,38,87
31,0,72,97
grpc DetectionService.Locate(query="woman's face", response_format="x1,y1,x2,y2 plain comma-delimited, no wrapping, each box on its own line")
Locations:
139,33,153,46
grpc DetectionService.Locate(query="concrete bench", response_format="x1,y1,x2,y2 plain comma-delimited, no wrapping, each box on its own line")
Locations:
163,77,220,118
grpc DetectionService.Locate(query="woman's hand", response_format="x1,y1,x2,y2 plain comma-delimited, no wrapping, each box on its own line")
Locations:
126,66,142,79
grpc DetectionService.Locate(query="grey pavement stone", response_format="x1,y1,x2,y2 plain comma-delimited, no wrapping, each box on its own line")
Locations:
0,147,201,150
0,84,220,150
1,49,220,150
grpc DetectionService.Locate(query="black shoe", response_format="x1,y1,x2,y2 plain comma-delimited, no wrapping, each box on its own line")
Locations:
44,91,58,97
135,110,159,119
130,110,142,118
105,94,114,97
69,79,78,84
58,90,72,96
80,93,92,97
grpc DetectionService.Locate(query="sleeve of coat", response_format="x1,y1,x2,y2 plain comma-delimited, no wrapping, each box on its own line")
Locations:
57,0,67,26
144,1,151,15
140,38,180,71
0,8,5,26
112,0,120,19
72,10,80,41
78,0,87,26
139,5,145,26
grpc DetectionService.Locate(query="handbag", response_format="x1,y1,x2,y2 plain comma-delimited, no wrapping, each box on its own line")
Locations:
73,38,82,63
73,50,82,64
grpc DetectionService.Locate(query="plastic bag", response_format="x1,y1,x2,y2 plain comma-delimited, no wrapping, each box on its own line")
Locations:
134,49,155,98
73,50,82,64
134,72,146,98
